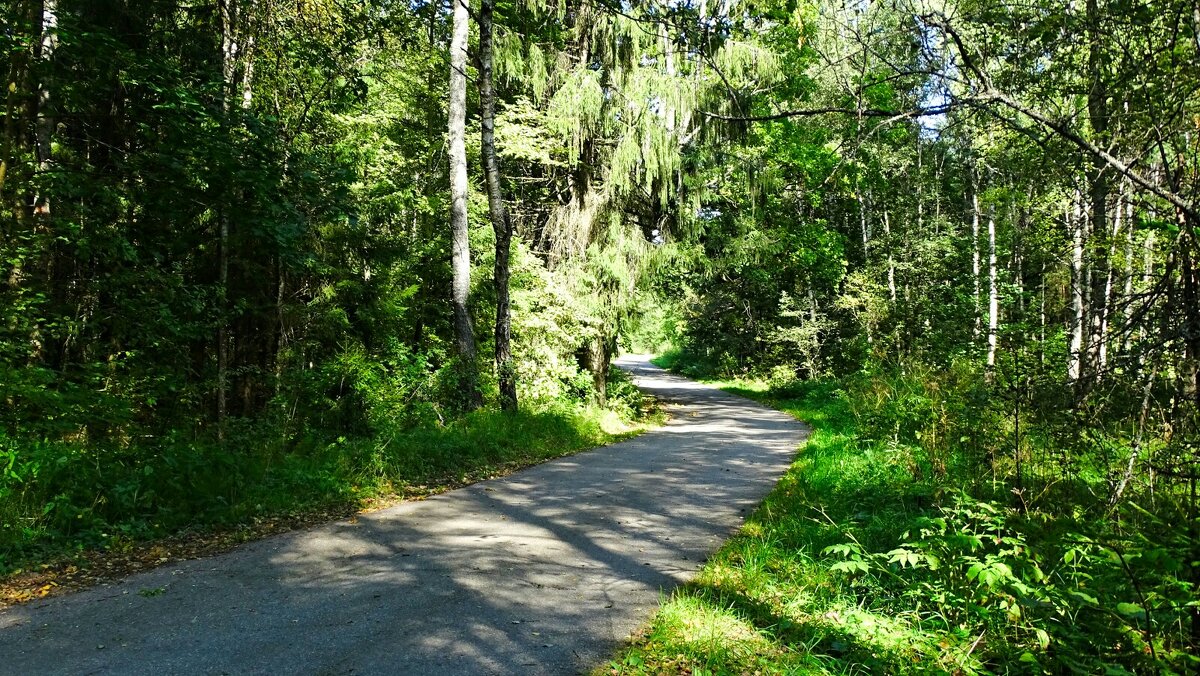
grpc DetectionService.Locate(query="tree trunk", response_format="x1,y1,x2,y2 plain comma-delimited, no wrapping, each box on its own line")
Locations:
1069,193,1087,383
2,1,36,207
1178,215,1200,652
216,0,251,434
32,0,56,219
859,189,871,257
217,217,229,435
971,169,981,341
1179,211,1200,408
1194,3,1200,56
985,204,999,379
915,138,923,233
1097,183,1123,377
1039,258,1047,366
448,0,481,409
1137,230,1156,370
580,336,611,405
0,43,19,201
479,0,517,411
884,209,896,305
859,190,873,346
1085,0,1111,385
1013,202,1026,318
240,32,255,110
18,0,57,362
1122,190,1135,354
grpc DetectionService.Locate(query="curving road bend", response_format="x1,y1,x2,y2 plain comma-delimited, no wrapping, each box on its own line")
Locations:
0,356,808,675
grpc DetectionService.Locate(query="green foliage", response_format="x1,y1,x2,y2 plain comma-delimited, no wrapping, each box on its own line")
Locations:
602,366,647,420
509,240,598,402
0,0,675,576
614,355,1200,674
0,389,646,574
844,361,995,480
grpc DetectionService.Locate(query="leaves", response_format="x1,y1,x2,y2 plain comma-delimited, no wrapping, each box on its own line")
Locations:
1115,602,1146,619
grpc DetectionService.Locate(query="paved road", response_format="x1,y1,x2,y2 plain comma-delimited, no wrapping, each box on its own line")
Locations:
0,356,808,675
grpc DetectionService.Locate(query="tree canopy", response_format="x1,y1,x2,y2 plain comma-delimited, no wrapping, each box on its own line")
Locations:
3,0,1200,668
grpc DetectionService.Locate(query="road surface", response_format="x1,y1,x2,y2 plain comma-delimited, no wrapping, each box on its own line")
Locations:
0,356,808,675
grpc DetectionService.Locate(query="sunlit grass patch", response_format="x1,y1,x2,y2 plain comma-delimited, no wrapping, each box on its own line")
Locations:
609,594,804,675
659,597,780,663
608,375,978,675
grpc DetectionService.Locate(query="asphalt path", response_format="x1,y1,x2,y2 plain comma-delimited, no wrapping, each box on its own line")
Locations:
0,356,808,675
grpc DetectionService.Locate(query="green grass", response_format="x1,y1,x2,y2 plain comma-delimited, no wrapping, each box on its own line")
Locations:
610,360,1199,674
1,400,656,578
604,376,982,675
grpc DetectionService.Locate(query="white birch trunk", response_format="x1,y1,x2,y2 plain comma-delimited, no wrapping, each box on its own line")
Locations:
1069,193,1086,382
986,204,999,376
884,209,896,304
916,141,923,232
971,174,981,340
859,190,871,256
241,32,255,110
1039,259,1047,365
1121,195,1135,352
859,192,872,345
448,0,478,407
1097,185,1124,376
1137,231,1155,368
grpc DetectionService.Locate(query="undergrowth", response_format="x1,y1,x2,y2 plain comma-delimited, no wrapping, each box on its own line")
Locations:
1,367,658,580
606,355,1197,674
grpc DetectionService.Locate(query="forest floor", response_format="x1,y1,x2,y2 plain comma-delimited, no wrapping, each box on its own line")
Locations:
0,357,807,675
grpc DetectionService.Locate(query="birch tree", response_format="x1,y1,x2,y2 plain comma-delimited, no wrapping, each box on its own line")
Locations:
448,0,481,409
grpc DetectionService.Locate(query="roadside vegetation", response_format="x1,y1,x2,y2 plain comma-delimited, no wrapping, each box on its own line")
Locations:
606,351,1197,674
1,368,657,603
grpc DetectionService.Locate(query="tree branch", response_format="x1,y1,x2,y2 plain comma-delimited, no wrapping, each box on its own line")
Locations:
701,99,971,123
924,12,1199,223
983,89,1199,223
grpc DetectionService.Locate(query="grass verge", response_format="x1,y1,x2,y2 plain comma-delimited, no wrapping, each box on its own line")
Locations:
603,376,974,675
609,353,1199,674
2,398,663,607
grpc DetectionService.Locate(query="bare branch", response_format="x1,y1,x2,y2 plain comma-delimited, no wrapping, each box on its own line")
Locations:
701,99,973,123
983,89,1199,223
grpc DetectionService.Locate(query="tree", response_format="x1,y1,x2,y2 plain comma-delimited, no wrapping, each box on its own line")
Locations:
448,0,482,410
477,0,517,410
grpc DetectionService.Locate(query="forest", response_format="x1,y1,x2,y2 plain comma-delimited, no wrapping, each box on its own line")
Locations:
2,0,1199,671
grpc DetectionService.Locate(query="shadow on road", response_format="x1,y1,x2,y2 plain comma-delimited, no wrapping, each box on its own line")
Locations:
0,357,808,675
